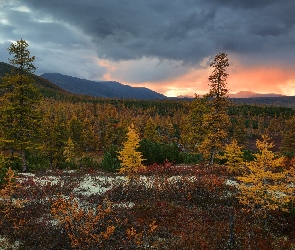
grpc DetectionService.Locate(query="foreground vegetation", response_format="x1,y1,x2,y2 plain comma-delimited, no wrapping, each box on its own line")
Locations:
0,163,295,249
1,40,295,249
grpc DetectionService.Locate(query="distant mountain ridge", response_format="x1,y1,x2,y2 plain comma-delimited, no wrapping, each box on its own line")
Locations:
177,91,287,99
41,73,166,100
229,91,286,98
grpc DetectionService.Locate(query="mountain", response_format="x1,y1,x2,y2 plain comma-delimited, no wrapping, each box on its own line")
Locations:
177,91,286,99
41,73,167,100
0,62,72,98
229,91,286,98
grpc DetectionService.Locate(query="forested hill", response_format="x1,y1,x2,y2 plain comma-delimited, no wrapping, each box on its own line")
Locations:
230,96,295,109
0,62,72,99
41,73,167,100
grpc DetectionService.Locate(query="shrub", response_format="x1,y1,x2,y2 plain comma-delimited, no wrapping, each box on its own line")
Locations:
100,145,121,172
4,155,22,172
139,139,181,165
51,195,116,249
179,152,201,164
59,160,78,170
79,156,100,168
26,151,50,171
161,142,181,163
0,154,8,186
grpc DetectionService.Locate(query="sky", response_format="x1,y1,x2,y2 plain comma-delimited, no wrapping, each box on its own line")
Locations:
1,0,295,97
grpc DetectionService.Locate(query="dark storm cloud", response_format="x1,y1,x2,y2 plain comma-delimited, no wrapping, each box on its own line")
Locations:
1,0,295,84
0,1,108,79
16,0,294,65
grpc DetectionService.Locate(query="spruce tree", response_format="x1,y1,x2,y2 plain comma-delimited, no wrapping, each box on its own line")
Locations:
199,53,230,164
0,39,42,172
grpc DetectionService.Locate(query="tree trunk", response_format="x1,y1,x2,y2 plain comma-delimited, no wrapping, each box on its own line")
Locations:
228,208,235,250
210,150,215,165
21,150,28,172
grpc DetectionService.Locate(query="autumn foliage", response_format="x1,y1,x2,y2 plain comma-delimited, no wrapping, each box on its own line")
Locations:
118,123,145,175
51,195,116,249
1,44,295,248
237,135,294,212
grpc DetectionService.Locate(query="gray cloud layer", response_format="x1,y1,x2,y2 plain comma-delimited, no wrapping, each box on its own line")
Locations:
1,0,295,83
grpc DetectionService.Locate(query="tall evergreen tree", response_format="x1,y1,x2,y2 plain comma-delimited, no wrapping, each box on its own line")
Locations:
199,53,231,164
180,95,209,153
144,117,159,142
0,39,42,172
281,116,295,156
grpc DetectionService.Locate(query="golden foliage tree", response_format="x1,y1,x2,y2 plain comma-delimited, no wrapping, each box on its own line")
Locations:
144,117,159,142
281,116,295,155
0,39,42,172
180,95,209,153
237,135,293,212
41,104,69,169
231,117,247,147
118,123,145,175
63,137,75,163
218,139,244,174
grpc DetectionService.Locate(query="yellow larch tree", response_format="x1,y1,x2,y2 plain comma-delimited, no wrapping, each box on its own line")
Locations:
63,137,75,163
144,117,159,142
281,116,295,156
180,95,209,153
218,139,244,174
118,123,145,175
237,135,293,212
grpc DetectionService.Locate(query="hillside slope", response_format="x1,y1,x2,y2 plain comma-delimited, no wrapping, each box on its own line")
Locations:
0,62,72,99
41,73,167,100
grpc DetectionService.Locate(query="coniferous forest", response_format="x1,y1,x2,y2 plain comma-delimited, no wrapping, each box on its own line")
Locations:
0,40,295,249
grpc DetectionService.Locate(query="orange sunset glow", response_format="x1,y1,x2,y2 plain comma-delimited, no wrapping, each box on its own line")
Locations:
1,1,295,98
99,57,295,97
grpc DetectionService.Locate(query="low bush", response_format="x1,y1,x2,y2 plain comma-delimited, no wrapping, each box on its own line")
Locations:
100,145,121,172
79,155,100,168
139,139,181,165
26,151,50,171
179,152,202,164
0,153,8,186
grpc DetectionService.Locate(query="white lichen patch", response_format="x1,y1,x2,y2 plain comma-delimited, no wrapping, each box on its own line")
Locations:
225,179,239,187
112,201,135,209
18,172,35,177
0,236,22,250
138,176,156,189
73,175,126,197
17,175,64,187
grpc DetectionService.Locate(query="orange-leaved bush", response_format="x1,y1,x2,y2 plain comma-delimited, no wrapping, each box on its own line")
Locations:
0,157,24,230
51,195,116,249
